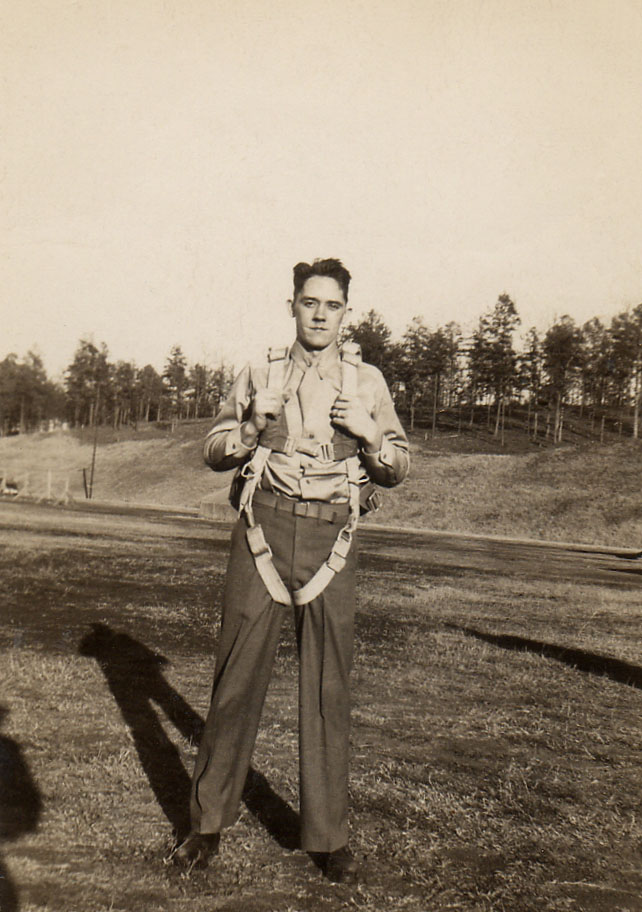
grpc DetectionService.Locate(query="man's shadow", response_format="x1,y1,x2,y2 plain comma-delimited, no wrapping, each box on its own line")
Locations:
448,624,642,689
78,624,299,848
0,705,43,912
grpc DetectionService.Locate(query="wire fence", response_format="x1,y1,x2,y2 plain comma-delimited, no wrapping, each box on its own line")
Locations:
0,467,72,503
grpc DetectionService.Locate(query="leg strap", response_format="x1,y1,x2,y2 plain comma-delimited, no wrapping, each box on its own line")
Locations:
246,524,292,605
240,447,362,606
291,457,361,606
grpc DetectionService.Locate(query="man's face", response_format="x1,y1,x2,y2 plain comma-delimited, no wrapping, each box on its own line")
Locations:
291,275,347,351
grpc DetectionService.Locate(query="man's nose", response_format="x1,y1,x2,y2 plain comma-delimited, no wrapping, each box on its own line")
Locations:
313,304,327,320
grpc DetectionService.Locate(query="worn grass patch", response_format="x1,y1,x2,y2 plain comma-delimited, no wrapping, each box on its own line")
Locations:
1,508,641,911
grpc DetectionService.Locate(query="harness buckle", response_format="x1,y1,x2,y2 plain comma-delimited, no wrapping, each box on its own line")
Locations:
317,442,335,462
246,524,273,560
335,529,352,557
293,501,308,517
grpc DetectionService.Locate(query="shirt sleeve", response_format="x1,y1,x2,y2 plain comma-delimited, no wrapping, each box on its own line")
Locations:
359,369,410,487
203,363,259,471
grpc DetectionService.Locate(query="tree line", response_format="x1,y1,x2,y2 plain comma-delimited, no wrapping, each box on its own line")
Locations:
1,295,641,440
341,297,642,441
0,342,235,435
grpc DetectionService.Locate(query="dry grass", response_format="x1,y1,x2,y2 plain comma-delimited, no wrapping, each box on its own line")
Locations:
1,505,641,911
371,438,642,547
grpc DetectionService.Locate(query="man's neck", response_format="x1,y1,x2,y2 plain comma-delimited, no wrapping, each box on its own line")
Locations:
295,339,340,363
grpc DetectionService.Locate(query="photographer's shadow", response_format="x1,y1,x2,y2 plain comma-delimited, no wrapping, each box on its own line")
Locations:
78,624,299,848
0,705,43,912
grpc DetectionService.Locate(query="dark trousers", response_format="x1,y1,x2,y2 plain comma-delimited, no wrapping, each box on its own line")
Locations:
190,501,357,852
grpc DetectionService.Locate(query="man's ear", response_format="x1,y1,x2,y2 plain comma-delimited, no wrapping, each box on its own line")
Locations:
286,299,294,318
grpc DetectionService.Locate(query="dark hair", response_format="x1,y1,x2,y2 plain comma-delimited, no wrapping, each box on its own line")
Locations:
292,258,351,302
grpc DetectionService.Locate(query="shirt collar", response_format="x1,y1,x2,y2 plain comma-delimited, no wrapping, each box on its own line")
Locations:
290,339,342,384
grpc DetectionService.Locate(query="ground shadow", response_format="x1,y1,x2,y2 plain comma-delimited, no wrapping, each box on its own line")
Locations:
242,768,300,850
78,624,301,846
449,624,642,689
0,705,43,912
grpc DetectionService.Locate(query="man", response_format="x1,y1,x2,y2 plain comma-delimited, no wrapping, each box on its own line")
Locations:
175,258,409,883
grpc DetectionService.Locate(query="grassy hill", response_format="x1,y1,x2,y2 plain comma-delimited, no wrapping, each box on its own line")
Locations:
1,416,641,547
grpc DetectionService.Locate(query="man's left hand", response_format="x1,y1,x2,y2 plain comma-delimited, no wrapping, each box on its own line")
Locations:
330,395,383,452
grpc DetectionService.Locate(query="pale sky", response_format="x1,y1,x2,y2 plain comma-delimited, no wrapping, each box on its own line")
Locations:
2,0,642,379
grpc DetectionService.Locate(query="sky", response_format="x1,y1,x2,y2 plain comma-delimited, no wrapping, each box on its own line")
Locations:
2,0,642,380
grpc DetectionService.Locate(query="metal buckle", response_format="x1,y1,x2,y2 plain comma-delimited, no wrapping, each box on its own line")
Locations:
293,501,308,517
246,525,272,559
317,442,335,462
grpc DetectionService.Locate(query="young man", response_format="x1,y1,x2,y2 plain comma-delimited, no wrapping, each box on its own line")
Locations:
175,258,409,882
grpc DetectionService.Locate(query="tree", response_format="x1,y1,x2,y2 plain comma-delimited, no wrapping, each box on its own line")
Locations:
65,339,110,427
188,363,211,419
469,294,520,437
542,316,583,443
580,318,612,415
341,310,393,380
136,365,163,422
0,354,19,435
208,364,234,416
163,345,188,421
608,307,642,437
111,361,138,428
0,350,65,435
518,327,543,429
424,325,461,435
397,317,432,431
631,304,642,439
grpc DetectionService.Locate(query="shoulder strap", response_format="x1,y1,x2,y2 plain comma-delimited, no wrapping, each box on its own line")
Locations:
267,346,289,391
340,341,361,396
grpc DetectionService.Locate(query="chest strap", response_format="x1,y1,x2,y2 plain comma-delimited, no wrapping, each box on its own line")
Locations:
258,429,358,461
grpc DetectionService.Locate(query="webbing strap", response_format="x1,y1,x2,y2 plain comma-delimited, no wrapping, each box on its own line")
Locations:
238,445,271,527
246,524,292,605
241,343,364,607
267,347,289,389
256,430,358,461
291,456,361,606
340,341,361,397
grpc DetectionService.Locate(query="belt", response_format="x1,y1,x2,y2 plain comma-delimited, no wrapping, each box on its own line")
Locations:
252,489,350,524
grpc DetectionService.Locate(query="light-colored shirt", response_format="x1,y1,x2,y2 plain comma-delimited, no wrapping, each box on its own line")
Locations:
204,340,409,503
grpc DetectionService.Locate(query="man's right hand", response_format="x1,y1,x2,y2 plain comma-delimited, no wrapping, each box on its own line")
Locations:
244,388,284,440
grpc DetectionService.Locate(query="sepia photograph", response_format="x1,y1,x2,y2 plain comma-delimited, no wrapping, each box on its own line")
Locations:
1,1,641,910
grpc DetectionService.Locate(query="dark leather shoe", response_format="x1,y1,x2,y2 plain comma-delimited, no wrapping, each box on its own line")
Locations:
324,846,359,884
172,832,220,869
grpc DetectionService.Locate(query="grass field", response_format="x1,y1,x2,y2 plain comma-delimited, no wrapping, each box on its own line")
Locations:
1,504,641,912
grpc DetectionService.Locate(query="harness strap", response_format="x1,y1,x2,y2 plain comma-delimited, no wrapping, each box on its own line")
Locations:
340,341,361,396
267,347,289,389
241,342,365,607
246,524,292,605
257,430,358,461
292,455,361,606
